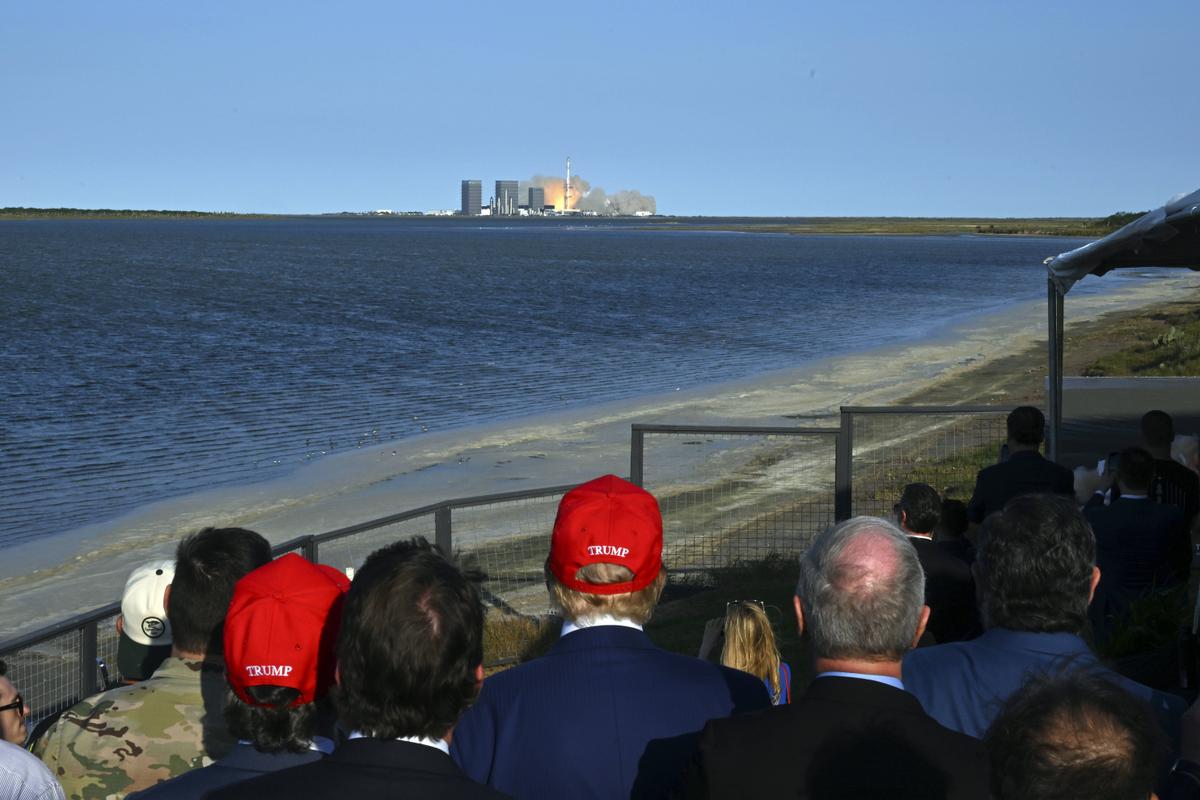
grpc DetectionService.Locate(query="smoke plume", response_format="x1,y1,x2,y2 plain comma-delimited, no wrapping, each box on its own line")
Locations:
520,174,656,215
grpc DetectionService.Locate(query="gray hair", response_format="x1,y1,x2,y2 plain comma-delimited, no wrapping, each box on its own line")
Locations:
794,516,926,661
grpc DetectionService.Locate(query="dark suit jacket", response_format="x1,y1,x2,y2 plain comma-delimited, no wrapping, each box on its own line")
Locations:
902,628,1185,748
673,676,989,800
206,738,508,800
909,536,980,644
450,625,771,800
1085,496,1188,643
966,449,1074,523
1153,458,1200,528
128,742,324,800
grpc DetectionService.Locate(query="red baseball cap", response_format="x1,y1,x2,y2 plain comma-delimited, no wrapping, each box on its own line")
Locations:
548,475,663,595
223,553,351,707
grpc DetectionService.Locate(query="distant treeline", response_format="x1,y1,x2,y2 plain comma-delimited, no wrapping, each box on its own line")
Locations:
973,211,1148,237
0,207,249,218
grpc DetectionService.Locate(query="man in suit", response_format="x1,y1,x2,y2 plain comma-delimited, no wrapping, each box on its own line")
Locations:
451,475,770,800
1085,447,1188,645
212,538,508,800
1142,410,1200,529
675,516,988,799
896,483,979,643
966,406,1074,524
903,495,1185,746
985,672,1167,800
131,554,350,799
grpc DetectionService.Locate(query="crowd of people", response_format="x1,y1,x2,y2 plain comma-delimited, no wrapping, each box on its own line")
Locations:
0,408,1198,799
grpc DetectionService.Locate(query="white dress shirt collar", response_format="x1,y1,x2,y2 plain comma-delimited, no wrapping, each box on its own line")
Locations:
560,614,644,638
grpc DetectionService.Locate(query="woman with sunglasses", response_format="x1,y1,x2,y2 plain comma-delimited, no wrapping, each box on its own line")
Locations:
699,601,791,705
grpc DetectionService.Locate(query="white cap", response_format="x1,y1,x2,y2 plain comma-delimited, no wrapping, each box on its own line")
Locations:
121,560,174,647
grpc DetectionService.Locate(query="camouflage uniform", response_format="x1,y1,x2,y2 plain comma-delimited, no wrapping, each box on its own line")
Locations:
32,657,233,800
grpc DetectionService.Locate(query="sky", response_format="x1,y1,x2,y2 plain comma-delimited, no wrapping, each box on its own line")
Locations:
3,1,1198,217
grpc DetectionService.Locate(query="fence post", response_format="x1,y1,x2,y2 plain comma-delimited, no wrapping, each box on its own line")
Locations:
435,505,453,555
835,409,854,521
630,425,644,487
302,536,319,564
79,619,99,699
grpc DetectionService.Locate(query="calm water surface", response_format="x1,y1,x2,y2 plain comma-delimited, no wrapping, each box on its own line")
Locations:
1,218,1098,549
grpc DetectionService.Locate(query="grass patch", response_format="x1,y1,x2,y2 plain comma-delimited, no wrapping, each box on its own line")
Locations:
1084,305,1200,377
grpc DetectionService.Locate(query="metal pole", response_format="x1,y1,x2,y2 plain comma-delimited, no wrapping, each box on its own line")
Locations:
435,505,453,555
630,426,644,487
302,535,319,564
835,409,854,521
1046,278,1064,462
79,620,99,699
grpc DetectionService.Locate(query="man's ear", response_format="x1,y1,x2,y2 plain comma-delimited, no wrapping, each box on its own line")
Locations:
474,663,485,689
116,615,125,635
334,663,342,686
793,595,805,637
163,584,172,613
912,605,931,648
1088,566,1101,605
899,510,909,530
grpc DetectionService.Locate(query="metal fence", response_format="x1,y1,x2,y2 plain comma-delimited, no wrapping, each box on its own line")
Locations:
1,407,1017,726
0,483,576,727
835,405,1012,519
630,425,839,570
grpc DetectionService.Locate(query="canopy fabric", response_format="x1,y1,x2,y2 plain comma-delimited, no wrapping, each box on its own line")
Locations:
1045,187,1200,295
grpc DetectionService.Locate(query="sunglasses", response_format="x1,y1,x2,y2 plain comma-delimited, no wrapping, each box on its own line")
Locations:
726,599,765,612
0,694,24,715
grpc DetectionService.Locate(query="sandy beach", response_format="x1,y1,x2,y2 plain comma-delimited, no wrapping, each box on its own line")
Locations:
2,270,1199,638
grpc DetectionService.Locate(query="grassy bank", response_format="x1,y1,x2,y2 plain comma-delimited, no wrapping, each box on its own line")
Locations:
641,212,1143,238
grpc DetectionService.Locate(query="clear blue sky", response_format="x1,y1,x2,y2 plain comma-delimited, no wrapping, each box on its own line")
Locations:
4,1,1197,217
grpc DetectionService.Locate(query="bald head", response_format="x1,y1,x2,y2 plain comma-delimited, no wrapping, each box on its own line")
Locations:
795,517,925,662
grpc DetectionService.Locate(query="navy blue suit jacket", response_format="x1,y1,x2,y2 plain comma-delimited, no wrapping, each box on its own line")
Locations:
450,625,771,800
902,628,1185,746
966,450,1075,523
127,742,324,800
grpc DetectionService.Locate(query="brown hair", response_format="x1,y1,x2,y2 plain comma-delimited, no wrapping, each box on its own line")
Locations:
547,562,666,624
721,601,783,702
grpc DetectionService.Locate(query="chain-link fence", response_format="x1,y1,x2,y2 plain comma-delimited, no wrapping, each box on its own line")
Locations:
631,425,840,571
835,405,1011,519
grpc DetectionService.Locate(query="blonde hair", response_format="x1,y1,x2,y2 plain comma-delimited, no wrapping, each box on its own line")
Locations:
547,562,666,625
721,601,783,703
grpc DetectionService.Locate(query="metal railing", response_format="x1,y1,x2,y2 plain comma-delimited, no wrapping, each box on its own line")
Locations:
631,424,840,569
1,407,1021,725
0,483,577,727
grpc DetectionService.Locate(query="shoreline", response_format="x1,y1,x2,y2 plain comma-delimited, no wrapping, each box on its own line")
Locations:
2,270,1198,637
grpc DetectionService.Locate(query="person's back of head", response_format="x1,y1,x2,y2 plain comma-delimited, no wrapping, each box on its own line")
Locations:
545,475,667,625
335,536,484,740
934,499,969,541
977,494,1095,635
794,516,926,662
1140,410,1175,449
168,527,272,658
721,601,783,702
897,483,941,535
1006,406,1046,448
985,672,1165,800
1116,447,1156,495
223,554,350,754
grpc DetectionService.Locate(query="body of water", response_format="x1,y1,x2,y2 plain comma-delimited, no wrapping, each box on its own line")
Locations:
1,218,1108,553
